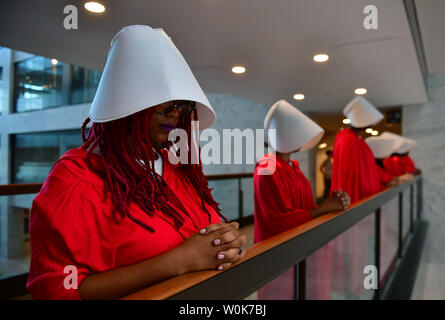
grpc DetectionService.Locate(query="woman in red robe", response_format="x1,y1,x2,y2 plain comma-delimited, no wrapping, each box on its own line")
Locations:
381,132,418,176
26,25,246,300
385,153,417,176
329,97,391,299
254,100,350,299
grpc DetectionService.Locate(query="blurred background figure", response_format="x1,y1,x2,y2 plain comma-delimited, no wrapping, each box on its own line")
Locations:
320,150,333,199
254,100,349,300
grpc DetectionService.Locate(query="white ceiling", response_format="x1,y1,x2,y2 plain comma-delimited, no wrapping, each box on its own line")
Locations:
0,0,428,111
415,0,445,74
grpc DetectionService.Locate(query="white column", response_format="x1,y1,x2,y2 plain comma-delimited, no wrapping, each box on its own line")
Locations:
0,48,22,258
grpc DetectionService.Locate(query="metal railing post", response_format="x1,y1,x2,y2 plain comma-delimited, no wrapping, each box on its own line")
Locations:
398,192,403,258
296,260,306,300
238,178,243,222
374,208,381,300
417,177,423,220
410,184,414,233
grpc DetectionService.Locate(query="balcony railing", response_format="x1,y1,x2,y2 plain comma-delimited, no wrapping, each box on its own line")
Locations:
122,175,424,300
0,174,425,300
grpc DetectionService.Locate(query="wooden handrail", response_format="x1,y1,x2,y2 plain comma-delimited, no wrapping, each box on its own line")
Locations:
123,175,422,300
206,173,253,180
0,183,43,196
0,173,253,196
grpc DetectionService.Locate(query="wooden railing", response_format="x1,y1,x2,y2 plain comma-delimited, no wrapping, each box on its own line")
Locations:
0,174,424,300
0,173,254,196
0,173,255,227
123,175,424,300
0,183,43,196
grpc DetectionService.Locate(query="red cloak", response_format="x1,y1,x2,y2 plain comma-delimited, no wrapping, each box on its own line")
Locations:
400,155,416,174
26,148,222,299
253,153,314,243
383,155,404,177
327,128,385,297
253,153,316,299
331,128,385,200
377,163,394,185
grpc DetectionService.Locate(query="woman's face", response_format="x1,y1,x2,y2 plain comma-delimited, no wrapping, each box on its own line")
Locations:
148,100,188,144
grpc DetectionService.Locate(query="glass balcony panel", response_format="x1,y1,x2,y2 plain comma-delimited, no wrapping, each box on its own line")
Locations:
306,214,375,300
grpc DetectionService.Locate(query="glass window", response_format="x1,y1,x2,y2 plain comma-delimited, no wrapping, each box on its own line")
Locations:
13,56,101,113
12,130,82,183
70,65,101,105
14,56,67,112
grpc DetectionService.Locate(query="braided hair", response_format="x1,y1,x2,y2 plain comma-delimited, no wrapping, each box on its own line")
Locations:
81,106,227,237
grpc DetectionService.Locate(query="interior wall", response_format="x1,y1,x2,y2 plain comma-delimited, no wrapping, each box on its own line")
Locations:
404,74,445,299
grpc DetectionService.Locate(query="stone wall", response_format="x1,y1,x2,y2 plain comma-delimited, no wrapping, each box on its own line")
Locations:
403,74,445,298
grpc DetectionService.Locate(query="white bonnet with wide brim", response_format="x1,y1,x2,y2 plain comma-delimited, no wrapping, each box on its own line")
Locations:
365,136,397,159
264,100,324,153
343,96,384,128
89,25,216,129
380,132,416,154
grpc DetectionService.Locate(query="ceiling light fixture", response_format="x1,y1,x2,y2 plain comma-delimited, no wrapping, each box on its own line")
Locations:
85,2,106,13
371,130,379,136
318,143,327,149
355,88,367,95
232,66,246,74
293,93,305,100
313,53,329,63
51,59,58,65
343,118,351,124
365,128,373,134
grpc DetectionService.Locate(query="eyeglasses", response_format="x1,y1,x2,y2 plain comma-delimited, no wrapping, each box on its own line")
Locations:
155,100,196,118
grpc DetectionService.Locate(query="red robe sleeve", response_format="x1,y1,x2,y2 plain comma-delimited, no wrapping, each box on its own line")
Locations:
377,165,393,185
330,129,384,202
253,156,313,243
401,156,416,174
383,155,404,177
26,161,117,300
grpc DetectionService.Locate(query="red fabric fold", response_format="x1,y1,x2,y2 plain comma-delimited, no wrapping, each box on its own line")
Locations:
26,148,221,299
253,153,315,299
328,128,384,297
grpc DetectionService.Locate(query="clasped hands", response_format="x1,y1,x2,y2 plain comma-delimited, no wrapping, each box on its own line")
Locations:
179,222,247,273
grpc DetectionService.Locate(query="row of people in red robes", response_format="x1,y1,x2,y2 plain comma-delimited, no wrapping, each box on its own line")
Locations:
253,96,419,299
26,25,418,300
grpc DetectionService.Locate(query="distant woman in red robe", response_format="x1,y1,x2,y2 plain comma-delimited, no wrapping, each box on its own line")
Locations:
400,153,417,174
365,135,404,187
383,154,405,177
26,25,246,300
254,100,350,300
381,132,418,176
330,97,394,298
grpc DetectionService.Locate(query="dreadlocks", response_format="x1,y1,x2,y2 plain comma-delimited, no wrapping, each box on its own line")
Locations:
81,106,227,236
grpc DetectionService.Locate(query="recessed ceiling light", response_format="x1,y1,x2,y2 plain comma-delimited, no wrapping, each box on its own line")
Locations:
232,66,246,74
293,93,305,100
355,88,367,95
313,53,329,63
51,59,58,65
371,130,379,136
365,128,373,133
343,118,351,124
85,2,106,13
318,143,327,149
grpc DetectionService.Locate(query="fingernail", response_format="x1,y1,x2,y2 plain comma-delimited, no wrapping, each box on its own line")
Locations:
199,228,206,234
213,239,221,245
218,265,223,270
217,254,224,259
